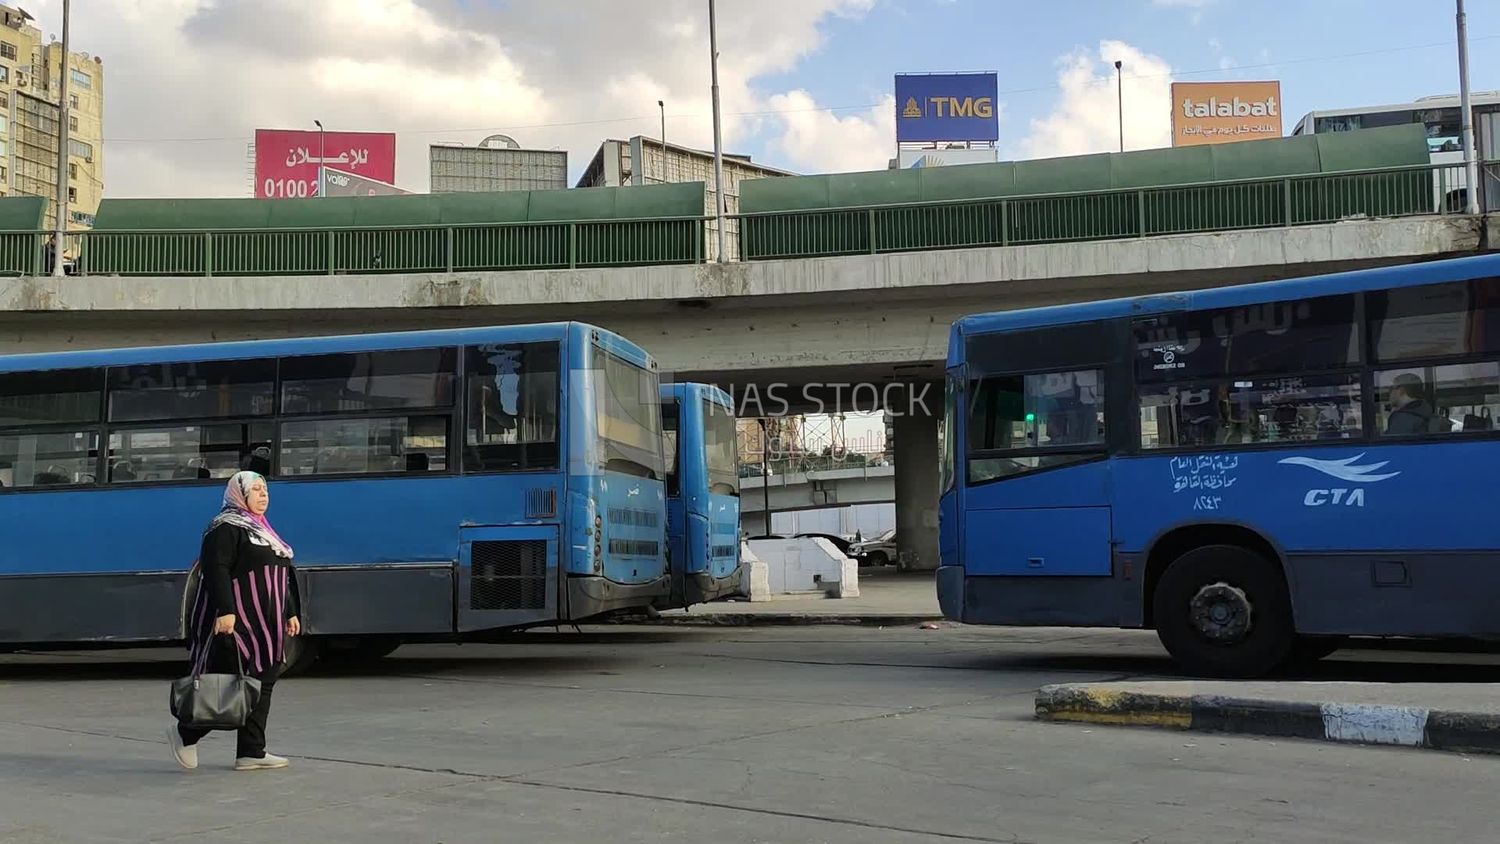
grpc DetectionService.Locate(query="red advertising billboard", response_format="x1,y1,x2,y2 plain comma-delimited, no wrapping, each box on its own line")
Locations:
253,129,397,198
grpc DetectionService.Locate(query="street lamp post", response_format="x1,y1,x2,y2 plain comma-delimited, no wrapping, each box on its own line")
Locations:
1114,60,1124,154
51,0,70,277
313,119,325,198
707,0,727,263
1457,0,1480,215
658,99,666,149
759,418,772,535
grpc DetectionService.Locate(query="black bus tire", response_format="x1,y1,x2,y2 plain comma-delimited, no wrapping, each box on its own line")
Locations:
1152,544,1295,679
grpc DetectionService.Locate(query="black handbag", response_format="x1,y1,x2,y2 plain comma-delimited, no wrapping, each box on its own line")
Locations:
170,635,262,730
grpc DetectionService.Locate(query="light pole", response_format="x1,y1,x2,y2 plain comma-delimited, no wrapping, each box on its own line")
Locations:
313,119,325,198
51,0,70,276
707,0,727,263
1457,0,1480,214
758,418,771,536
658,99,666,148
1114,59,1124,154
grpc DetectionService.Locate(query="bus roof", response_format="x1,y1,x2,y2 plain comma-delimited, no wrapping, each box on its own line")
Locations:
949,253,1500,366
0,321,656,374
1293,90,1500,122
661,381,735,412
1290,91,1500,120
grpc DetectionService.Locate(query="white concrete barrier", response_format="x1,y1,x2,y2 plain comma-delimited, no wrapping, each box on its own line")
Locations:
743,537,859,599
739,542,772,602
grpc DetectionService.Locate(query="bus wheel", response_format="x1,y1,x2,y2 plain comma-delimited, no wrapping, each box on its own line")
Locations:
1152,544,1294,678
279,636,321,677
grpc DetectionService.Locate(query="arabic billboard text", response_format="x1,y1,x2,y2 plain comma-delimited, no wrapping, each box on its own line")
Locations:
895,73,998,143
1170,81,1283,147
253,129,397,198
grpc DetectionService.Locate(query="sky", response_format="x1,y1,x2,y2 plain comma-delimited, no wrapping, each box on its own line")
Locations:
27,0,1500,198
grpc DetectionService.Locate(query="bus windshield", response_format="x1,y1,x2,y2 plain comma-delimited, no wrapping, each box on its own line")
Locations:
702,399,738,496
593,347,663,479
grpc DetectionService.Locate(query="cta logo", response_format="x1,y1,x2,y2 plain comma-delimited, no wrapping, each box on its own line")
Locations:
1278,454,1399,508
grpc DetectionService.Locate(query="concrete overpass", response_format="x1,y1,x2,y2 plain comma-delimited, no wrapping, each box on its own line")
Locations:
739,465,896,536
2,214,1495,569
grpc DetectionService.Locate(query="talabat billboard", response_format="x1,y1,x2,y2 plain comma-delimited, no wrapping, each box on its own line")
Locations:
1170,81,1283,146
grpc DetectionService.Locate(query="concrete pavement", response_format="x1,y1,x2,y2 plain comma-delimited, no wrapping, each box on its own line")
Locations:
3,625,1499,843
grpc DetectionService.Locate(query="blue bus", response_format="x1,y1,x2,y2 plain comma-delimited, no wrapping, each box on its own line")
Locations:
939,253,1500,677
659,382,742,608
0,322,669,665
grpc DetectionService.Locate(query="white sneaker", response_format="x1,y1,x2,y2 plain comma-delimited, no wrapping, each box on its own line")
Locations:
167,725,198,770
234,752,289,771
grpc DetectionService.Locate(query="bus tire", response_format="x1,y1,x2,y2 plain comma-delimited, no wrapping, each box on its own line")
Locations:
1152,544,1294,679
279,635,321,677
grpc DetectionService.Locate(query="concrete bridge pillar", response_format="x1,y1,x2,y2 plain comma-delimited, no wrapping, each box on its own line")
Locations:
892,383,941,572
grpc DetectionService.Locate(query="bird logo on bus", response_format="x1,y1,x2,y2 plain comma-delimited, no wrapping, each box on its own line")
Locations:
1278,454,1400,508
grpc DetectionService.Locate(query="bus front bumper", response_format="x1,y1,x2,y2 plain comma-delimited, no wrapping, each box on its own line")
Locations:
685,565,744,605
566,573,672,621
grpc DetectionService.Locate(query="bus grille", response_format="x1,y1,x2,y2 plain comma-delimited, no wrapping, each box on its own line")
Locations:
711,545,737,559
526,488,557,518
470,540,548,611
608,507,660,528
608,539,660,558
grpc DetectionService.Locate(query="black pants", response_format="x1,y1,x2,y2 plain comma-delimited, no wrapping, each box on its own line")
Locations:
178,638,280,758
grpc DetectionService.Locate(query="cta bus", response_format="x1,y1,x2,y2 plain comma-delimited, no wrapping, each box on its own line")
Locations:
938,254,1500,676
659,382,742,608
0,322,669,666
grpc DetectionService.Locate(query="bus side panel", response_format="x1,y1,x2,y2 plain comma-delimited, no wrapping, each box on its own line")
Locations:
0,474,558,643
0,572,184,644
1112,442,1500,637
300,565,454,636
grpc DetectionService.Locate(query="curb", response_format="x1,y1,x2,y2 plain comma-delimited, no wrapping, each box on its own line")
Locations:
1035,684,1500,755
621,613,944,628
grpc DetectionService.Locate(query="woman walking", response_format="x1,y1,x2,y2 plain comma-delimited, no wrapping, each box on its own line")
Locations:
167,471,301,771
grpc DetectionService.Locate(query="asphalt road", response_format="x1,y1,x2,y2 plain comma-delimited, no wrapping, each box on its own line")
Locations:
1,625,1496,843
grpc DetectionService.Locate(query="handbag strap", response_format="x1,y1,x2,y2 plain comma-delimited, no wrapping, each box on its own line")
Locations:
191,630,248,679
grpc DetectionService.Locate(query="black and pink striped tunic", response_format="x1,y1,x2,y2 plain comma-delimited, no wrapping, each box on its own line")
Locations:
188,523,301,678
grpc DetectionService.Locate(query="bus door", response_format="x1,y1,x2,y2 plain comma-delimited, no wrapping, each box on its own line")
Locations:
457,525,559,630
960,323,1119,579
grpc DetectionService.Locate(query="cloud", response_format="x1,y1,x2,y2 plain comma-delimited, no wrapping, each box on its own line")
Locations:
1020,40,1174,159
765,91,895,173
31,0,876,197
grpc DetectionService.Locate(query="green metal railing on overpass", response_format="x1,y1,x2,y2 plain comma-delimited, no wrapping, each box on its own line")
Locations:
738,160,1485,259
4,160,1488,278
